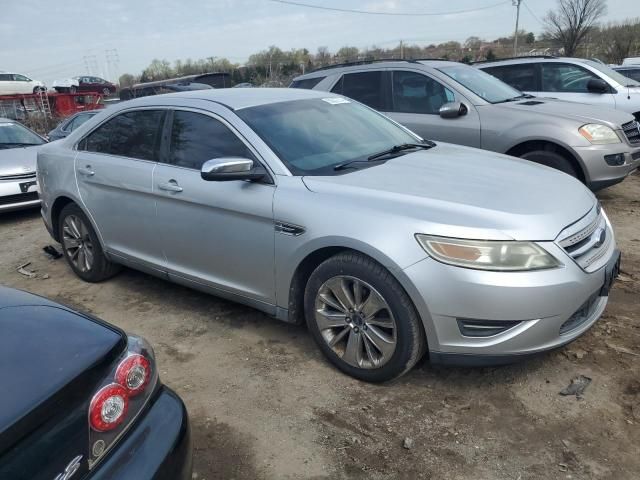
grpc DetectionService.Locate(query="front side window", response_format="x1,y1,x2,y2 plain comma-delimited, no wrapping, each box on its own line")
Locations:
437,64,522,103
13,74,30,82
0,122,45,148
331,71,385,110
80,110,165,161
483,64,536,92
541,63,600,93
236,97,421,175
168,111,254,170
392,71,455,114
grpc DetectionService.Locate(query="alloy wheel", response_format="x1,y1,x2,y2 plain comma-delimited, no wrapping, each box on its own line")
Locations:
62,215,95,273
314,275,397,369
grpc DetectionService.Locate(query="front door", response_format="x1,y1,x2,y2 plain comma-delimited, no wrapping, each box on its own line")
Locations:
154,109,276,305
539,62,616,108
384,70,482,147
75,109,166,270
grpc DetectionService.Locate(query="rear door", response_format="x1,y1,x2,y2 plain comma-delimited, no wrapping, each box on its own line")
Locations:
154,108,276,304
539,62,616,108
75,108,166,271
385,69,481,147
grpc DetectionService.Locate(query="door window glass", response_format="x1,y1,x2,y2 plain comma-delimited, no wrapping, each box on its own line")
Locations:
483,64,536,91
0,74,12,81
391,71,455,114
168,111,254,170
290,76,325,89
13,74,30,82
541,63,600,93
68,113,93,131
80,110,164,161
331,71,384,110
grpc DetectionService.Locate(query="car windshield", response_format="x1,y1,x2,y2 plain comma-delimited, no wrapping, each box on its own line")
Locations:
0,122,45,148
584,60,640,87
236,97,421,175
437,64,523,103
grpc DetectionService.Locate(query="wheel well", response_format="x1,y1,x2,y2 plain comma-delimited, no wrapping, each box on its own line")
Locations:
287,247,350,325
50,196,75,242
506,140,585,183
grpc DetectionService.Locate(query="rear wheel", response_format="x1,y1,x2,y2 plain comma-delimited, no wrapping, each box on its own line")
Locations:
102,87,111,96
58,203,120,282
304,252,425,382
519,148,579,178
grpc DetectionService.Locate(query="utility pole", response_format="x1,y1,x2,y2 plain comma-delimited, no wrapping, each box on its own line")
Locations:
513,0,521,57
400,40,404,59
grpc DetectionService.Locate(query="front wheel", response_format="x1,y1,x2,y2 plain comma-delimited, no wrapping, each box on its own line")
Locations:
102,87,111,96
58,203,121,282
304,252,426,382
519,149,579,178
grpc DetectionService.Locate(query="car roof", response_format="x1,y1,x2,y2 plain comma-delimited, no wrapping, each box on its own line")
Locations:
475,57,593,67
117,87,338,111
294,59,460,80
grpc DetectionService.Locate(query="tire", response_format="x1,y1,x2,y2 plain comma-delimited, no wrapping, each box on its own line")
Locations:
102,87,111,96
304,252,426,382
519,148,579,178
32,87,43,94
58,203,121,282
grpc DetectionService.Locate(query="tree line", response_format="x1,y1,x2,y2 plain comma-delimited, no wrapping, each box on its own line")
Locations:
119,0,639,88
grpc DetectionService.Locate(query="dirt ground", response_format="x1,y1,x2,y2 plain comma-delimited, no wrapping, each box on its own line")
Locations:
1,174,639,480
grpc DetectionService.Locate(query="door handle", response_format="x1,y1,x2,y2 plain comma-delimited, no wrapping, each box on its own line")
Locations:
77,166,95,177
158,181,183,193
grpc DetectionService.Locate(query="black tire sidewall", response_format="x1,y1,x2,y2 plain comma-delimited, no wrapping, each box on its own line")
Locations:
304,253,424,382
520,150,578,178
58,204,111,282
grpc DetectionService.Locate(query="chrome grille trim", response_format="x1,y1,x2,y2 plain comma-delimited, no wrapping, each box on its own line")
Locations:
556,206,612,273
621,120,640,145
0,172,36,181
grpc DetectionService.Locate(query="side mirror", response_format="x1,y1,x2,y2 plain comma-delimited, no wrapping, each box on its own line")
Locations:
587,78,609,94
439,102,468,119
200,157,266,182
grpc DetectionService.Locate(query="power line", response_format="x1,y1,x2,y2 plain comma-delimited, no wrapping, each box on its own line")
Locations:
522,1,544,26
266,0,511,16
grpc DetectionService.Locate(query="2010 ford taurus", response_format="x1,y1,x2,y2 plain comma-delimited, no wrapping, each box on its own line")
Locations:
37,88,620,382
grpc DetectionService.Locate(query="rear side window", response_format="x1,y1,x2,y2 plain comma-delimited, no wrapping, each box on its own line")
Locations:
167,111,254,170
68,113,93,131
80,110,165,161
331,71,385,110
0,74,12,81
541,63,600,93
483,64,536,91
391,71,455,114
290,76,325,89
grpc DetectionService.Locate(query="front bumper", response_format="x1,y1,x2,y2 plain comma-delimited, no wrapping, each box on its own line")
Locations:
573,143,640,190
402,239,619,366
89,386,192,480
0,178,40,213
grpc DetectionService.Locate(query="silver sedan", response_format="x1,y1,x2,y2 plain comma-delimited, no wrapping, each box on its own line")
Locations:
37,88,620,381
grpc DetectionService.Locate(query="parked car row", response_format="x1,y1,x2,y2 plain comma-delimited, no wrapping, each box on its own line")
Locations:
0,71,117,96
292,58,640,190
0,71,46,95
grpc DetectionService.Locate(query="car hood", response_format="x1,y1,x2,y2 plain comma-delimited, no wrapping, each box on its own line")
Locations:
491,97,635,128
0,145,39,176
302,143,595,241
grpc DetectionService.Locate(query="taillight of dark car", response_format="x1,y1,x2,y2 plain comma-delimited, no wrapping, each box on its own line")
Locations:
87,336,158,468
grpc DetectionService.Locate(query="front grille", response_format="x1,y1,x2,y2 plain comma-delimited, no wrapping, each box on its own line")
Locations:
621,120,640,145
559,292,600,335
457,319,522,337
557,206,612,273
0,191,39,206
0,172,36,181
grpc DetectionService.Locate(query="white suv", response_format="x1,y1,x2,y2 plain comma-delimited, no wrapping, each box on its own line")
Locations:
0,71,46,95
477,57,640,121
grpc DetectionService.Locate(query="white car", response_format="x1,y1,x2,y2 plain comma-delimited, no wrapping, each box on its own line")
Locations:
0,72,45,95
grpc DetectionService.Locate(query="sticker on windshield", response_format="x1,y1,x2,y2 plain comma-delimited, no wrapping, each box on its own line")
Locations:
322,97,350,105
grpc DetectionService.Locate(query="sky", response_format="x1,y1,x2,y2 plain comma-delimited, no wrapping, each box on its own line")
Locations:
0,0,634,84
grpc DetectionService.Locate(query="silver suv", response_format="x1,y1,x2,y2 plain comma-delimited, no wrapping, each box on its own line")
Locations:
292,60,640,190
476,56,640,119
38,89,620,382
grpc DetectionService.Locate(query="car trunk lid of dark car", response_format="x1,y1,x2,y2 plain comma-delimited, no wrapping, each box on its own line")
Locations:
0,303,126,479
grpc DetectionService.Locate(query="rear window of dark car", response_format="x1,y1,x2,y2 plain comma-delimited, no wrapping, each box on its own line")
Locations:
290,76,326,89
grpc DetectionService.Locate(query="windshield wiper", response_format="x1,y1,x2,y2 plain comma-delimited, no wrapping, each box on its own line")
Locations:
496,93,534,103
333,142,436,171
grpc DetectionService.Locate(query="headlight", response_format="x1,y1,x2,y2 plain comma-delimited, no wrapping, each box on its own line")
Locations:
416,235,561,271
578,124,621,145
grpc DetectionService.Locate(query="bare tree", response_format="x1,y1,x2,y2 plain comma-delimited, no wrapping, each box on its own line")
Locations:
544,0,607,56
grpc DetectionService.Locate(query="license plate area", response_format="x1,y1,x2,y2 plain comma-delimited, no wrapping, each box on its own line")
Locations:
599,250,621,297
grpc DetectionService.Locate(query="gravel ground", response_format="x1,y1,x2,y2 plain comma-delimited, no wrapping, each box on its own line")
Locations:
1,173,638,480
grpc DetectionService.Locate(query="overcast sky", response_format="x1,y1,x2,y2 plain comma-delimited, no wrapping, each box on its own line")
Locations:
0,0,633,84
